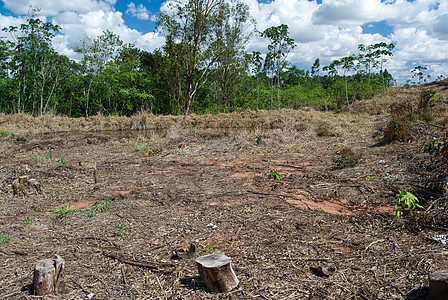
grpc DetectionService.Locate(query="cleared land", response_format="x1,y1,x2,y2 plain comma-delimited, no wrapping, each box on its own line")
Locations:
0,82,447,299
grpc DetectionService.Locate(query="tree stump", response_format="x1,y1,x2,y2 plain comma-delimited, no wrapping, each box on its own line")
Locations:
33,255,66,296
429,269,448,300
196,252,239,293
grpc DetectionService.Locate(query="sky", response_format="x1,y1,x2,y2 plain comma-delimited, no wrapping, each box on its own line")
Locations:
0,0,447,84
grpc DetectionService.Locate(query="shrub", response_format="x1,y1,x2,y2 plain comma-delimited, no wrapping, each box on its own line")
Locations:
394,190,423,218
333,148,361,169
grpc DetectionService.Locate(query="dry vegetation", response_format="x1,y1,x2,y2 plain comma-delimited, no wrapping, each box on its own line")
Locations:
0,81,448,299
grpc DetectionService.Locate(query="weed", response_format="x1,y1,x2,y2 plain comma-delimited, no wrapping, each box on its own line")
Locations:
35,150,55,164
333,148,361,169
269,170,284,180
205,244,220,254
117,224,125,236
133,144,151,153
87,200,114,217
0,130,11,137
423,138,448,164
48,204,81,216
0,232,11,243
394,189,423,218
24,216,34,225
59,157,68,165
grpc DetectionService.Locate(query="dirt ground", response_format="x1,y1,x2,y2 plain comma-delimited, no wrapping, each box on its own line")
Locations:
0,83,448,299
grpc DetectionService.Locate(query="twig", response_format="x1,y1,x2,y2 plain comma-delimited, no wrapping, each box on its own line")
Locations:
121,266,128,285
70,278,91,295
102,251,175,273
365,239,385,251
279,257,330,261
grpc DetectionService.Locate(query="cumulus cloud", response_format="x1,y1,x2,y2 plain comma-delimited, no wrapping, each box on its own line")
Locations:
0,0,447,82
126,2,150,20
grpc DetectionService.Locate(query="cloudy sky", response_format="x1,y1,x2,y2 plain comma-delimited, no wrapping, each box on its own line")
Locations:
0,0,447,83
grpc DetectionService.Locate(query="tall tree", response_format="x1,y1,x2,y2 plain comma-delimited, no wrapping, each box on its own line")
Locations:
261,24,296,109
75,30,123,116
210,0,252,112
3,11,61,115
158,0,222,115
370,42,395,90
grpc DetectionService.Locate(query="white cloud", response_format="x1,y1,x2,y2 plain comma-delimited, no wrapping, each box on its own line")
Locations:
1,0,112,16
126,2,150,20
0,0,447,83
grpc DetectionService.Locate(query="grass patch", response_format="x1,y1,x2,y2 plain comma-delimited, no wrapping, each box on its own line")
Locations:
0,232,11,243
0,130,11,137
49,200,115,217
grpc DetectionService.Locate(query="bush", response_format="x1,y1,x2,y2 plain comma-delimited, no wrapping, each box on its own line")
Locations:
333,148,361,169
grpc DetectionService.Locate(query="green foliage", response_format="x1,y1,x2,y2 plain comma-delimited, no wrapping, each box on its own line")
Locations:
394,190,423,218
333,149,361,169
48,204,82,216
59,157,68,165
269,170,284,180
0,232,11,243
87,200,114,217
24,216,34,225
205,244,220,254
35,150,54,164
116,224,125,236
0,13,394,116
49,200,114,217
0,130,11,137
133,144,151,153
423,138,448,164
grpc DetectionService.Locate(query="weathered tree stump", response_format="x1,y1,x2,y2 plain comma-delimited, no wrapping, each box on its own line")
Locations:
196,252,239,293
429,269,448,300
33,255,66,296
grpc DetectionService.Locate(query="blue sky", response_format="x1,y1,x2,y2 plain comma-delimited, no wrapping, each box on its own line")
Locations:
0,0,447,84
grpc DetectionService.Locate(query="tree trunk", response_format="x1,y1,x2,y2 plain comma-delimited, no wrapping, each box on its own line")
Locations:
196,252,239,293
33,255,66,296
429,269,448,300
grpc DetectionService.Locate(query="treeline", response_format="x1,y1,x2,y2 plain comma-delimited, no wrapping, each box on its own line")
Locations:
0,2,395,117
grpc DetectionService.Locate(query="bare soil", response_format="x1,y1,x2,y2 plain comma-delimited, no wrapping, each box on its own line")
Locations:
1,84,448,299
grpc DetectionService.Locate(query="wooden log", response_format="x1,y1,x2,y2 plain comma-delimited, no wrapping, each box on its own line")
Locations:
429,269,448,300
33,255,66,296
196,252,239,293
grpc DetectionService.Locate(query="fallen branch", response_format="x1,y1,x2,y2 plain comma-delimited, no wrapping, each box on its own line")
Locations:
102,251,175,273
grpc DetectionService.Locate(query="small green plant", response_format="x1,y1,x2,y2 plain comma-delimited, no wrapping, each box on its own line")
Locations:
133,144,151,153
59,157,68,165
0,130,11,137
423,138,448,164
117,224,125,236
333,148,361,169
87,200,114,217
35,150,55,164
205,244,220,254
333,155,358,169
269,170,284,180
48,204,81,216
0,232,11,243
24,216,34,225
394,189,423,218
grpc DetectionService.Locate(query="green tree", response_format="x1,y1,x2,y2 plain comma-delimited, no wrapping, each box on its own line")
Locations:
3,12,62,115
209,0,252,112
75,30,123,116
261,24,296,110
158,0,221,115
411,65,429,85
370,42,395,90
